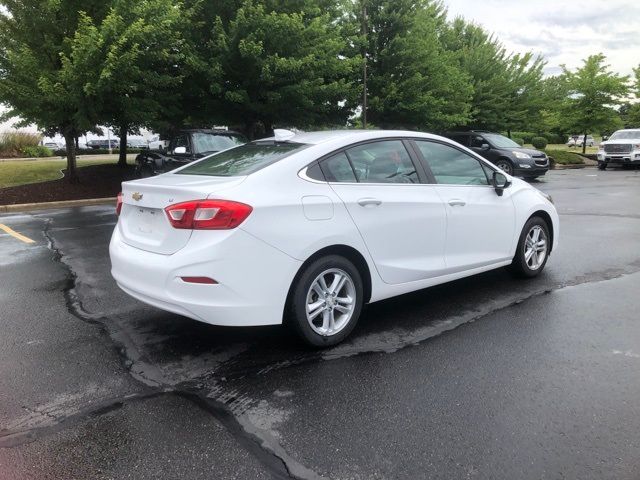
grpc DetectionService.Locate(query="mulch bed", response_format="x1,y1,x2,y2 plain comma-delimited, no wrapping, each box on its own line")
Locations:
0,164,137,205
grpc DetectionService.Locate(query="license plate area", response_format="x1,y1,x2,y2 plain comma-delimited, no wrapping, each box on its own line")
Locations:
133,207,162,235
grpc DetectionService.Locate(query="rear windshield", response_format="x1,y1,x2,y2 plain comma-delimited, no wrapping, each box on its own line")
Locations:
177,142,308,177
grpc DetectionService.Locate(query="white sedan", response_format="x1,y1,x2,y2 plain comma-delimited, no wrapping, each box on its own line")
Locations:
110,130,558,346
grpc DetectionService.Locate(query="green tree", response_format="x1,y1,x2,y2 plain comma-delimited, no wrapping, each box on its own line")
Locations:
620,65,640,128
204,0,359,138
561,54,630,153
441,17,545,134
0,0,110,182
72,0,188,166
360,0,473,131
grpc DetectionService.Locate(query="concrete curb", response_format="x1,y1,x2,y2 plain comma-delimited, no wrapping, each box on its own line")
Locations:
0,197,116,213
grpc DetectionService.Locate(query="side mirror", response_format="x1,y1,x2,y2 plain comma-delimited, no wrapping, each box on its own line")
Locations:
492,171,511,196
481,143,490,150
173,146,187,154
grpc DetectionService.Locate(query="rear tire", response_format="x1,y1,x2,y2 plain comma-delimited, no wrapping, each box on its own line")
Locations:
509,216,550,278
288,255,363,347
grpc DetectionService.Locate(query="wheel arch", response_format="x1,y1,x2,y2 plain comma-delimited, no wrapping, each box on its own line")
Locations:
284,244,373,318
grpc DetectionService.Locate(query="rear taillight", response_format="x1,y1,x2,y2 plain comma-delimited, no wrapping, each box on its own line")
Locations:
116,192,123,216
164,200,252,230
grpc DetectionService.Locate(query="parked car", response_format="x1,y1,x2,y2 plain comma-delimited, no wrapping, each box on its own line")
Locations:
134,129,247,176
127,138,148,149
443,130,549,180
597,129,640,170
111,130,559,346
43,142,63,150
567,135,595,147
87,139,120,149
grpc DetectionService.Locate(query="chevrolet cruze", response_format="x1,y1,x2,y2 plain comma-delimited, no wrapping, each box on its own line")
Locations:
110,130,559,346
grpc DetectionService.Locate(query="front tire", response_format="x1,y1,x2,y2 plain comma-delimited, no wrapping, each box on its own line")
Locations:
495,159,514,176
510,216,550,278
598,162,607,171
288,255,363,347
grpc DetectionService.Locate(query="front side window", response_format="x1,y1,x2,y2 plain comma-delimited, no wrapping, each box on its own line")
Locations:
345,140,418,184
178,142,307,177
169,135,190,154
470,135,486,148
415,141,489,185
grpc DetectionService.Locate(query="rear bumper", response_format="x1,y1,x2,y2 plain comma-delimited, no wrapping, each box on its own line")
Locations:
109,226,302,327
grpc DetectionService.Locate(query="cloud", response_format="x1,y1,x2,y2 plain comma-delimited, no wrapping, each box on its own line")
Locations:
444,0,640,76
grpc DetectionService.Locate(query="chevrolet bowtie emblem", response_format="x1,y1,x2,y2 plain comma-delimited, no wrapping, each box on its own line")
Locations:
132,192,143,201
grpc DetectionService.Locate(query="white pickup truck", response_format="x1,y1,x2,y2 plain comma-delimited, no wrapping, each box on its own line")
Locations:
597,129,640,170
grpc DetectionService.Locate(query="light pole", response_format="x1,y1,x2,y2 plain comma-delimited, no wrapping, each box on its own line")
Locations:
361,1,368,129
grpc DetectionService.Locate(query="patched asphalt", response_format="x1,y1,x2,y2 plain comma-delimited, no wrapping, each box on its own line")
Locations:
1,168,639,479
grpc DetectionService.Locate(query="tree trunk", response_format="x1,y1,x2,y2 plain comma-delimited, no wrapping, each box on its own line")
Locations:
118,125,128,167
507,129,512,139
582,133,587,155
262,121,274,138
243,121,257,140
75,136,79,150
64,132,79,184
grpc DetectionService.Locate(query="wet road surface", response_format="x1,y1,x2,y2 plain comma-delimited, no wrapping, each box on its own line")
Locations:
1,169,639,479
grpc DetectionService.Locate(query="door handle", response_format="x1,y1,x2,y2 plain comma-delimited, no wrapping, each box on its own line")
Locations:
448,199,466,207
357,198,382,207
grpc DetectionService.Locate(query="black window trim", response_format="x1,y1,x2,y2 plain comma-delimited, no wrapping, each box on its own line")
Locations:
298,137,432,186
409,138,497,187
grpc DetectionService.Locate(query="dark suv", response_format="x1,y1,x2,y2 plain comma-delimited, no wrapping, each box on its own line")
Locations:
135,129,247,176
443,131,549,180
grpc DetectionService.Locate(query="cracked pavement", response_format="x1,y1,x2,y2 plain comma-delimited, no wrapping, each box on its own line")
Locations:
1,168,640,479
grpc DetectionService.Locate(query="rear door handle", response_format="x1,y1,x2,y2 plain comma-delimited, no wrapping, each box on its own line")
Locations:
448,199,466,207
357,198,382,207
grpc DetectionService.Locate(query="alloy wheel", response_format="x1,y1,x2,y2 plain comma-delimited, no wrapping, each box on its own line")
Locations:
496,160,513,175
524,225,548,270
305,268,356,336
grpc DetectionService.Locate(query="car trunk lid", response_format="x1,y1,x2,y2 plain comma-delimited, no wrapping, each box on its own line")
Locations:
118,174,245,255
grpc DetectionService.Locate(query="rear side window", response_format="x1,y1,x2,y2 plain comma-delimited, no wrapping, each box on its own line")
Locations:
178,142,307,177
320,152,357,182
415,141,489,185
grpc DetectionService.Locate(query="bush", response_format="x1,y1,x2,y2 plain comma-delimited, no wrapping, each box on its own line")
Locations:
512,137,524,146
541,132,564,144
0,130,42,157
21,145,53,157
531,136,548,149
545,149,584,165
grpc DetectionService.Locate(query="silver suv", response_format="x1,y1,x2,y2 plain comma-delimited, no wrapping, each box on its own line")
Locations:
597,129,640,170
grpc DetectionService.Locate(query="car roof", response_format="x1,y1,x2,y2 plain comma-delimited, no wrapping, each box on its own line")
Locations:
180,129,244,136
262,129,441,145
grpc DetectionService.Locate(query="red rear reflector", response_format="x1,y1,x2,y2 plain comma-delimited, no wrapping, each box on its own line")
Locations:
116,192,123,216
165,200,252,230
180,276,218,284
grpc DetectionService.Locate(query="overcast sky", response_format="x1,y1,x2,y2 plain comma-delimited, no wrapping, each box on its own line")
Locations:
444,0,640,77
2,0,639,133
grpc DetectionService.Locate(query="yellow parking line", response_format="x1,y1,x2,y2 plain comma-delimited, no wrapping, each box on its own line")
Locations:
0,223,35,244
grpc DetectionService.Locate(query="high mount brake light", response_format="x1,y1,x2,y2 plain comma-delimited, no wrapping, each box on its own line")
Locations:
116,192,123,216
164,200,252,230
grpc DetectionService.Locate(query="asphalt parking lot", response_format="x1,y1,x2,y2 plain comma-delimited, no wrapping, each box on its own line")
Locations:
1,168,640,480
